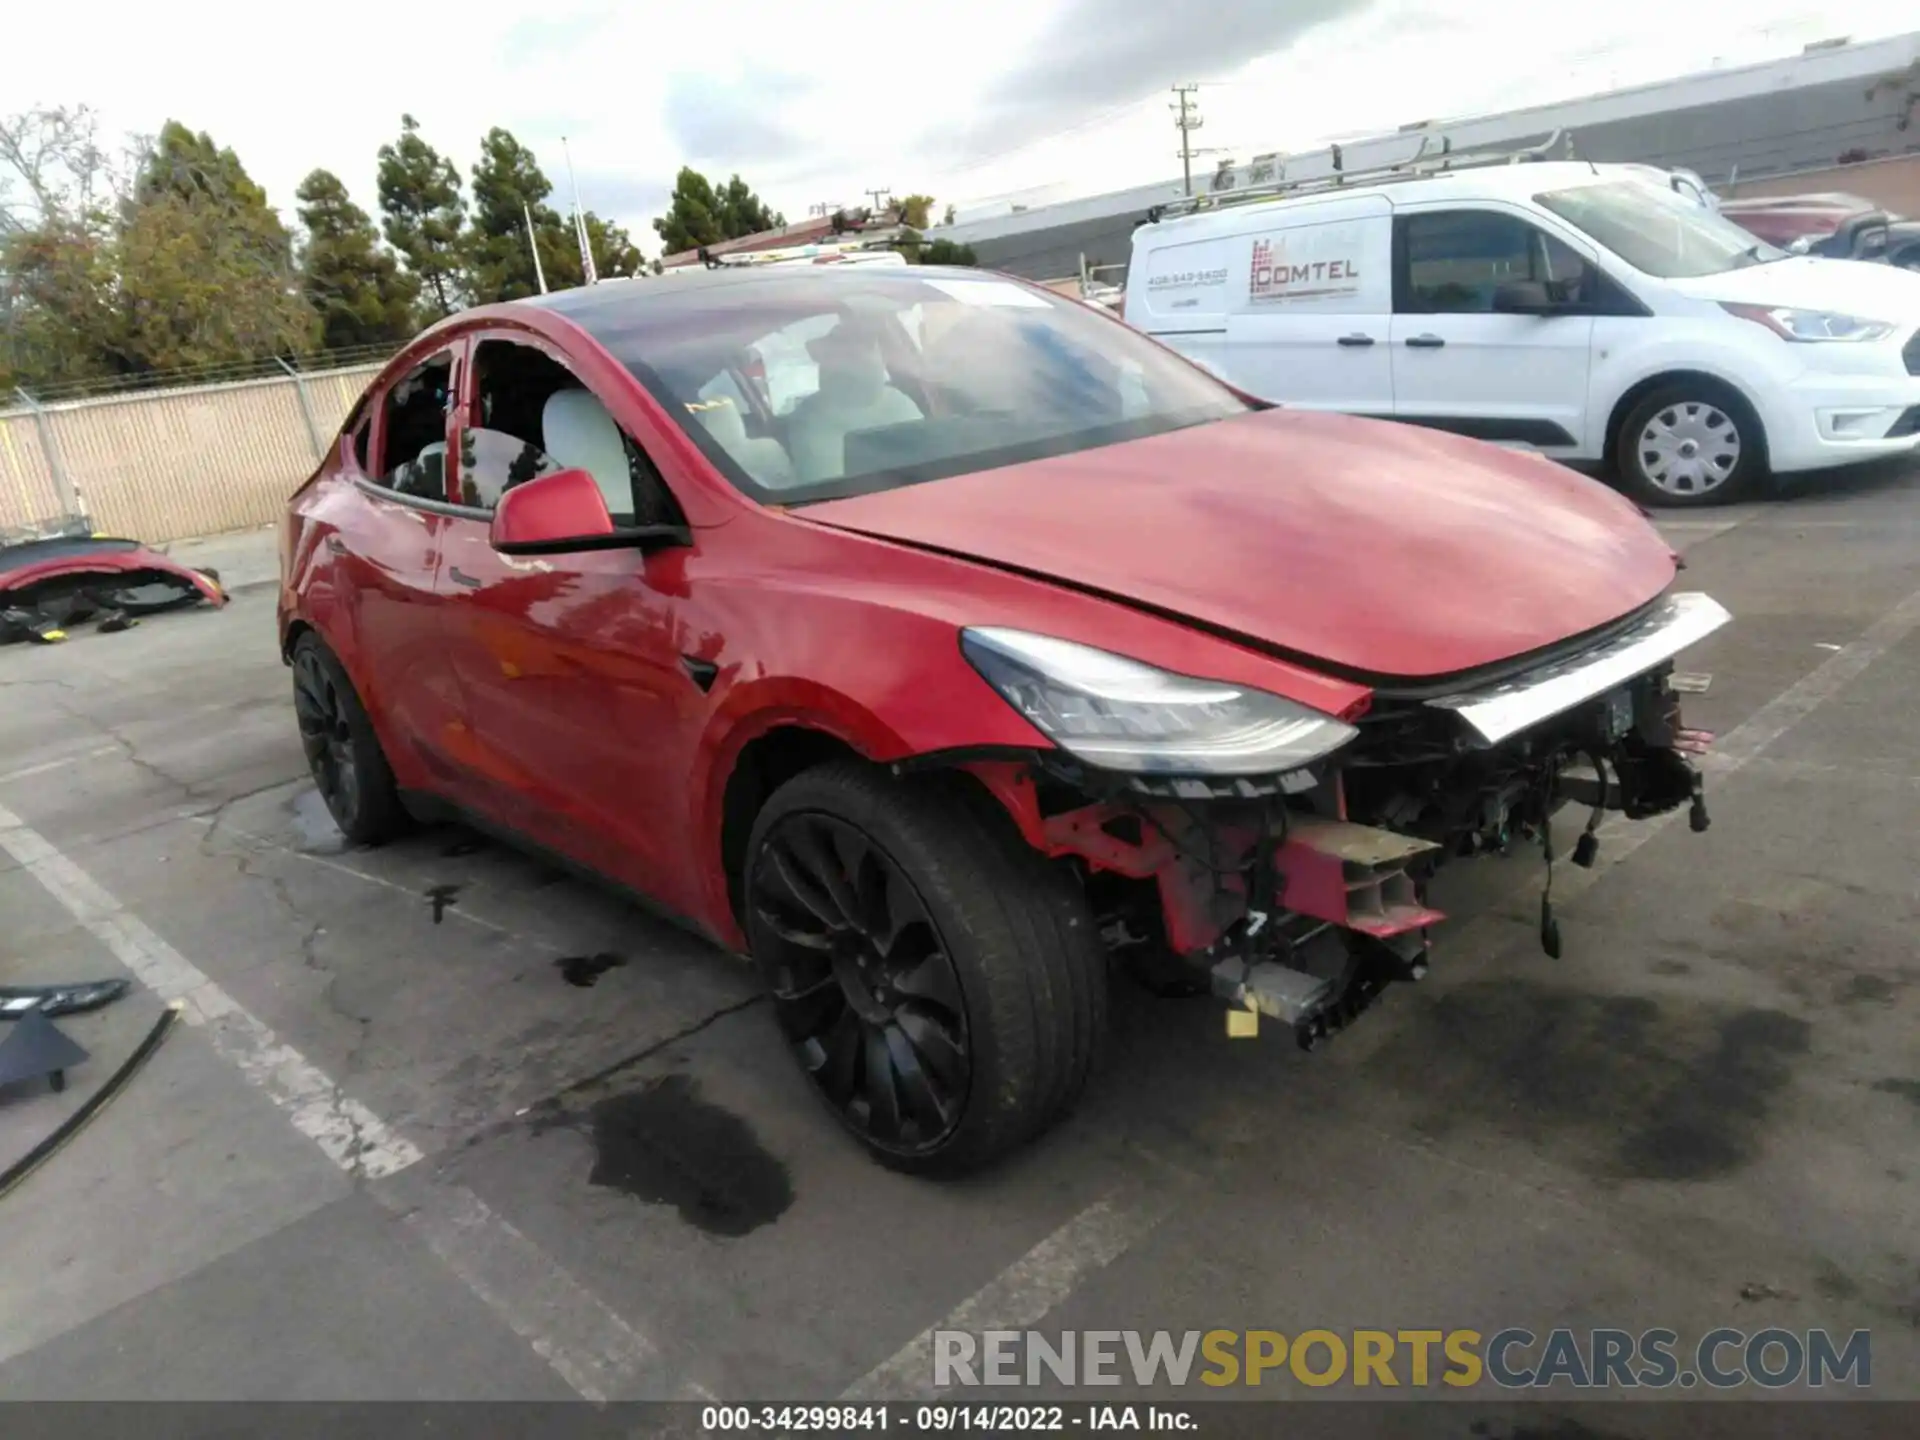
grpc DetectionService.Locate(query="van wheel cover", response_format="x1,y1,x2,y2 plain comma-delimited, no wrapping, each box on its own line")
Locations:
1637,402,1741,497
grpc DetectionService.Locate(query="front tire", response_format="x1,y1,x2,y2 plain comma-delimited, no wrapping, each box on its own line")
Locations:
290,632,408,845
1615,383,1765,507
743,761,1107,1177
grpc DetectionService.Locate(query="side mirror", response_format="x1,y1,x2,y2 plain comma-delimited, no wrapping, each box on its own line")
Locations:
1491,280,1564,315
489,467,690,557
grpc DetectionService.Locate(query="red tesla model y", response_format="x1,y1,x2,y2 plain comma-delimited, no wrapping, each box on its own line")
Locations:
280,264,1729,1175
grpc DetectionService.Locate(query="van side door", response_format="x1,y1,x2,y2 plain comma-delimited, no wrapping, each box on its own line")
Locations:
1222,195,1395,413
1124,228,1234,383
1389,204,1596,452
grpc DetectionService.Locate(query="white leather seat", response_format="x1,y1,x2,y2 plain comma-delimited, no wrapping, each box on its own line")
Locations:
697,400,799,489
786,333,924,484
541,389,631,516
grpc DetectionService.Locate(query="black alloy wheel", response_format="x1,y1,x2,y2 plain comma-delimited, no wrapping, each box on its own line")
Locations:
743,761,1107,1176
751,812,971,1155
289,633,407,844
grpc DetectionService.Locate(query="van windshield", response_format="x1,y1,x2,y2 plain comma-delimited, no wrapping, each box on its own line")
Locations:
569,270,1252,505
1536,181,1787,278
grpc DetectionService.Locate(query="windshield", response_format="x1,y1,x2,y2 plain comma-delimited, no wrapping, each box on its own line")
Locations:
1535,180,1786,278
574,270,1251,504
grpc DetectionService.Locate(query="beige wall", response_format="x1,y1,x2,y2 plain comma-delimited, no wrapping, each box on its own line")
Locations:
0,361,384,543
1721,153,1920,216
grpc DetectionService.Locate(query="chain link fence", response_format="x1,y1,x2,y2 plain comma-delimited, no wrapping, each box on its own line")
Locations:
0,348,391,543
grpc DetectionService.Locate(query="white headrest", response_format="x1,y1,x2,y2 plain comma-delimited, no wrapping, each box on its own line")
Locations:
541,389,629,512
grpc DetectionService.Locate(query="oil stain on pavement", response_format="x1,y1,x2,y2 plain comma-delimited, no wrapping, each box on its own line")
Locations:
585,1073,793,1236
1376,979,1811,1181
555,952,627,988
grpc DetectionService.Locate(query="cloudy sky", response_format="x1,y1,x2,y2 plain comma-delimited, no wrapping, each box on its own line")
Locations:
9,0,1915,250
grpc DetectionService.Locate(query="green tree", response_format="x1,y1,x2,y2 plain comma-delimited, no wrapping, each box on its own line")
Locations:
921,238,978,266
892,193,935,229
0,218,122,390
652,167,784,254
942,202,956,226
105,121,316,374
295,169,417,349
652,167,722,254
113,125,317,370
714,174,783,237
464,127,576,303
133,121,273,214
547,211,645,286
377,115,466,317
586,213,643,277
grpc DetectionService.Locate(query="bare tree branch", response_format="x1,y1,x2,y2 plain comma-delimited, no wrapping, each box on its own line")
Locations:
0,104,112,232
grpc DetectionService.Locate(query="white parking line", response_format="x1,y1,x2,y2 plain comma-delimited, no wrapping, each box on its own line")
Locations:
841,1189,1181,1402
0,745,119,786
0,794,676,1402
391,1181,667,1402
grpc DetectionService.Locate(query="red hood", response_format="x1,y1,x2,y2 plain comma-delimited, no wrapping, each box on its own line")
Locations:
802,409,1676,680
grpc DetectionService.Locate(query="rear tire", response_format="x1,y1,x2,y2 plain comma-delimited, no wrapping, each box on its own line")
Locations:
1614,382,1765,508
290,632,408,845
743,761,1107,1177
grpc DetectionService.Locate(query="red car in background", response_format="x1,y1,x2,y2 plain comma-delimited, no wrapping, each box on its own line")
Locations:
280,265,1729,1175
1718,191,1920,269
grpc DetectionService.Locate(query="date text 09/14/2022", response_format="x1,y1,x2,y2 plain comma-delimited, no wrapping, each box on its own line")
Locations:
699,1404,1195,1431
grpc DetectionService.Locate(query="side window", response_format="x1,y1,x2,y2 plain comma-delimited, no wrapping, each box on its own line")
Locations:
464,339,682,526
376,353,454,498
1399,212,1588,313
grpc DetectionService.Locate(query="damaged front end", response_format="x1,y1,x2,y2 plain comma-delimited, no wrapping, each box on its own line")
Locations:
937,593,1731,1051
0,517,227,644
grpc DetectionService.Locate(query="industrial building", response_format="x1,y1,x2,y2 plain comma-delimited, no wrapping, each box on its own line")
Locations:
936,29,1920,283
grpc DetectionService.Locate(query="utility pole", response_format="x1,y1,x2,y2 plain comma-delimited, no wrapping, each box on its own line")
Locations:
1171,84,1203,196
864,186,893,217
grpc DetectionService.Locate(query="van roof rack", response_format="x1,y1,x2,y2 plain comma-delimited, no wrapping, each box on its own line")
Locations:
702,237,902,268
1143,129,1575,224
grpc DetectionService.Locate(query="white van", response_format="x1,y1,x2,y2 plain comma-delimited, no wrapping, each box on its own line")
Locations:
1124,157,1920,506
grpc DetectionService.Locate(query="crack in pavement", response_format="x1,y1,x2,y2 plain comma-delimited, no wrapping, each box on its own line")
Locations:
193,805,387,1187
93,716,219,803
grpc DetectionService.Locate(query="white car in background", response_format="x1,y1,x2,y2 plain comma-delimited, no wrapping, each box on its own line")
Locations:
1125,158,1920,506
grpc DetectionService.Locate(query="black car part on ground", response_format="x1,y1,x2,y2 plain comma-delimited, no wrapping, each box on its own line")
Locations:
0,1002,182,1202
0,1008,91,1093
1,979,132,1020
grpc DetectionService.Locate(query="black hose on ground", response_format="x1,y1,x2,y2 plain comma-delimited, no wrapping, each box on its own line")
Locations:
0,1001,183,1202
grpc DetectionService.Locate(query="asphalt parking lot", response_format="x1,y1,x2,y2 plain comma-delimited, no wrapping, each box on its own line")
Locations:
2,462,1919,1413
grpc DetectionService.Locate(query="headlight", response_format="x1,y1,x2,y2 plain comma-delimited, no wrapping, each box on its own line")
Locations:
960,627,1358,776
1720,302,1895,342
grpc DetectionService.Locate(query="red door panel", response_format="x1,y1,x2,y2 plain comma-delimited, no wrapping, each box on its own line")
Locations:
435,519,711,916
